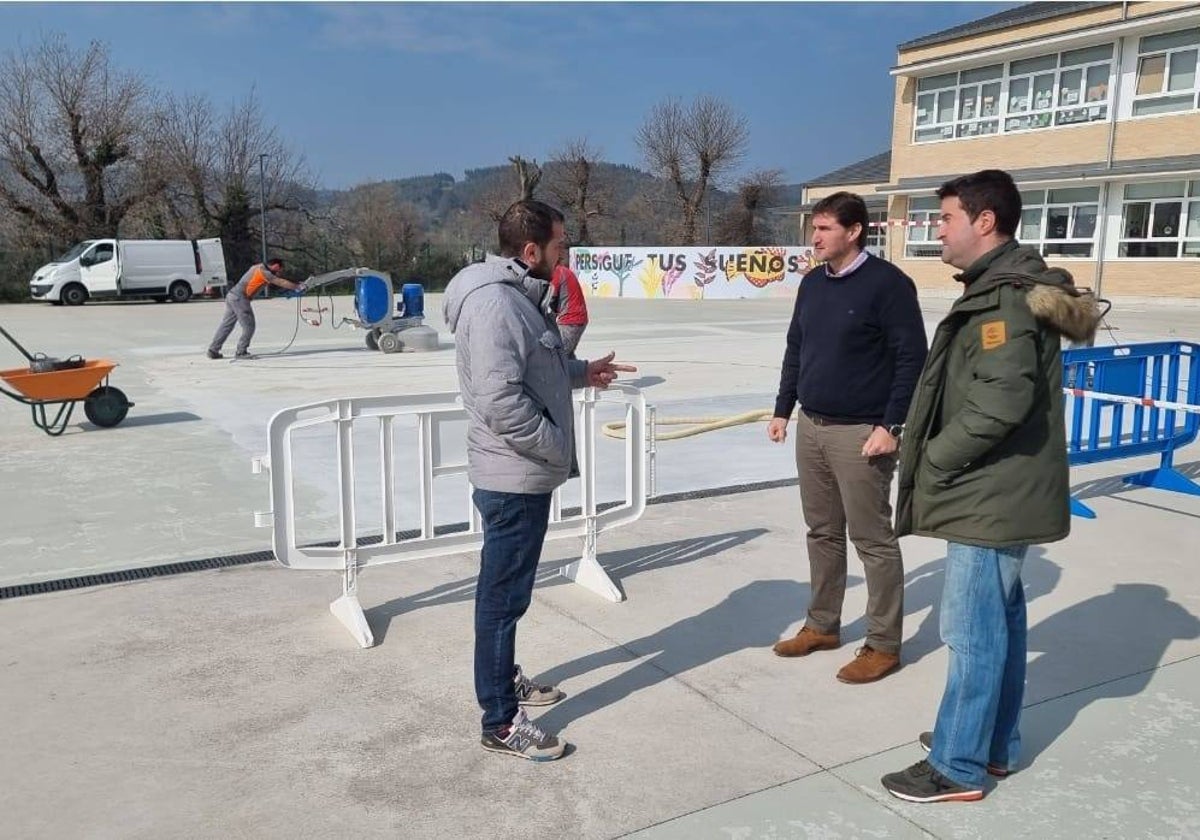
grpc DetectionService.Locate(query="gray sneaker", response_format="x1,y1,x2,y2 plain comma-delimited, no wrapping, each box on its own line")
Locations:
480,710,567,762
514,665,564,706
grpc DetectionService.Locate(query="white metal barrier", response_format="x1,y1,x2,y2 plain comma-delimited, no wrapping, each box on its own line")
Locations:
252,386,648,647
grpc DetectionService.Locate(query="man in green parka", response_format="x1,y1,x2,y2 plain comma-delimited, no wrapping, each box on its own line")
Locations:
881,170,1101,804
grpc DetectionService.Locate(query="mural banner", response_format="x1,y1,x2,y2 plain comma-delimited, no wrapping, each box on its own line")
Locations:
569,246,820,300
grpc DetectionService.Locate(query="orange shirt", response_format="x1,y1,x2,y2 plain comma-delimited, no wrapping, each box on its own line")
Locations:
235,263,279,298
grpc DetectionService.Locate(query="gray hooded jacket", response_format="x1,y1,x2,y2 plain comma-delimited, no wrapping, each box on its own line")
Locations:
443,254,588,494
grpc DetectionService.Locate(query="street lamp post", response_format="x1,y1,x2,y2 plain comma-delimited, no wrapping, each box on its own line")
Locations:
257,153,269,265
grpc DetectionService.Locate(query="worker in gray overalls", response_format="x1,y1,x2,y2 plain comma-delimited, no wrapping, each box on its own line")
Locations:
207,257,305,359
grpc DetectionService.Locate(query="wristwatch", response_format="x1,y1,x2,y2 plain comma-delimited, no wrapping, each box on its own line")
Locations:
886,424,904,438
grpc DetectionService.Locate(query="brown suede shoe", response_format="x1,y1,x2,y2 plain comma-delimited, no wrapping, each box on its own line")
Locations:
772,626,841,657
836,646,900,683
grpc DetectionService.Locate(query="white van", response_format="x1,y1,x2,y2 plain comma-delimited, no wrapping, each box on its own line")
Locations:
29,238,228,305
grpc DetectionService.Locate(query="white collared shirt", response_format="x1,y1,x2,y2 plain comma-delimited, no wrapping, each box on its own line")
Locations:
824,250,869,278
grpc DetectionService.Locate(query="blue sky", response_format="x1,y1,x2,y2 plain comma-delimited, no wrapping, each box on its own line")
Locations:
0,2,1014,189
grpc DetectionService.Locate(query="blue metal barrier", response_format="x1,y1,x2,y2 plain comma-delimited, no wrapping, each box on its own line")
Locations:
1062,341,1200,518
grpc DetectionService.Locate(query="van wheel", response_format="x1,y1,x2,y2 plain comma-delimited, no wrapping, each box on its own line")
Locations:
169,282,192,303
62,284,87,306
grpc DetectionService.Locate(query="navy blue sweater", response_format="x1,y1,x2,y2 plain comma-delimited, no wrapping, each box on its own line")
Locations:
774,254,928,427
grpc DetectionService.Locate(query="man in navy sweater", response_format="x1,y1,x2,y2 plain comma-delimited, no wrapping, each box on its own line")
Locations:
769,191,928,684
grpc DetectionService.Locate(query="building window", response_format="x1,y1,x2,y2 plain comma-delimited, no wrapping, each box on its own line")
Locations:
1133,28,1200,117
904,197,942,258
1119,180,1200,258
914,66,1002,142
866,210,887,257
1019,187,1100,258
913,45,1112,142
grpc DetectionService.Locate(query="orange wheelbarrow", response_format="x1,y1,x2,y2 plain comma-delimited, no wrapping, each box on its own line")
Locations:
0,325,134,436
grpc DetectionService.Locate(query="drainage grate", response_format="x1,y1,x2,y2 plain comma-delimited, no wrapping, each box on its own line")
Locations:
0,550,277,600
0,477,797,600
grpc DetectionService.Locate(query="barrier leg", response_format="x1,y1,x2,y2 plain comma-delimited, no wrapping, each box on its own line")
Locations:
561,526,624,603
1070,496,1097,519
1124,452,1200,499
330,555,374,648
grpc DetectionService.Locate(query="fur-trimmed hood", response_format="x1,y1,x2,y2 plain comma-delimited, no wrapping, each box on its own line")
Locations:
1025,279,1103,343
963,244,1104,343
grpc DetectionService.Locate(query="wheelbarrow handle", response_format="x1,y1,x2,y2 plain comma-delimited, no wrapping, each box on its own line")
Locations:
0,324,35,362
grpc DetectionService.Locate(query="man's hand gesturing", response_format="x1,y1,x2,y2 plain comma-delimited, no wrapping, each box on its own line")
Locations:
586,351,637,389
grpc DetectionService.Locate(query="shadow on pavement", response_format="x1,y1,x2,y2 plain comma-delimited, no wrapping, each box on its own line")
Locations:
365,527,769,646
1021,581,1200,764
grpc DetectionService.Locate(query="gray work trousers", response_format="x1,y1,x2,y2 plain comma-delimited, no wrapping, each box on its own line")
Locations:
209,293,255,355
795,411,904,655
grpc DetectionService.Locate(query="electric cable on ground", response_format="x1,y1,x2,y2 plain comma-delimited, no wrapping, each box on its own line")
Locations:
240,287,343,359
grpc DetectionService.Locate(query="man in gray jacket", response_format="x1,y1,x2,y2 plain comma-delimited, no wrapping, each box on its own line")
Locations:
443,200,634,761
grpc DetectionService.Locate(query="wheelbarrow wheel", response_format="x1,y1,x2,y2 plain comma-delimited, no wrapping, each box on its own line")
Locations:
84,386,131,428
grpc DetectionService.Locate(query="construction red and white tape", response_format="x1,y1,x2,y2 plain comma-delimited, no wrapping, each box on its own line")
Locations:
867,219,940,228
1064,388,1200,416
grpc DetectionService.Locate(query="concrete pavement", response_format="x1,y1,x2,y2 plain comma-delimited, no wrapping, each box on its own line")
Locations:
1,290,1199,838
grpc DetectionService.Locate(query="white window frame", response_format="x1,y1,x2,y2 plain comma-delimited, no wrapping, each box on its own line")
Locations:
1019,187,1102,259
1117,180,1200,259
865,210,888,257
912,44,1114,144
913,67,1004,142
1051,56,1114,128
1002,57,1058,133
1131,28,1200,118
904,197,943,259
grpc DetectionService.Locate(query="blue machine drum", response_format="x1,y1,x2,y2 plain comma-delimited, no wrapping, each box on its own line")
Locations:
355,275,392,326
401,283,425,318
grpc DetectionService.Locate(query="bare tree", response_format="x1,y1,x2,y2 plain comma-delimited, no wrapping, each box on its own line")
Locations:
470,156,540,225
546,138,610,246
715,168,784,245
342,182,422,274
0,35,161,244
474,179,513,226
508,155,541,202
636,95,749,245
153,89,313,275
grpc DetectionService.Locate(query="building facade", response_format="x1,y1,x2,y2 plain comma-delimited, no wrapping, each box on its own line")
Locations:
795,152,893,259
803,2,1200,297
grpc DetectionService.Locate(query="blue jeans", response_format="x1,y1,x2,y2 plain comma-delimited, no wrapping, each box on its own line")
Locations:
929,542,1029,788
472,488,553,734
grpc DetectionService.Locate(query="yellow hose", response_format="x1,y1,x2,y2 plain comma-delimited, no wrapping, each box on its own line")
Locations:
603,409,783,441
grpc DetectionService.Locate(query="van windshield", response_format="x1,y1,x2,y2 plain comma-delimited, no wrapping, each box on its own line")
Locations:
54,241,94,263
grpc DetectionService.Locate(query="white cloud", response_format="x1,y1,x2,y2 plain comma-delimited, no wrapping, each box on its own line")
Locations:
311,4,507,57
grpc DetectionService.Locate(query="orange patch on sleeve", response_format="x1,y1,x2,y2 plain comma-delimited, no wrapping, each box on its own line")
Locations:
981,320,1007,350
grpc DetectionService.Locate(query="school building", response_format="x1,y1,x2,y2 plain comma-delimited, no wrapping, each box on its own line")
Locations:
797,1,1200,297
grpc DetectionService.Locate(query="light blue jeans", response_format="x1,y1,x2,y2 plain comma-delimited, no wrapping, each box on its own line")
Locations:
929,542,1029,788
